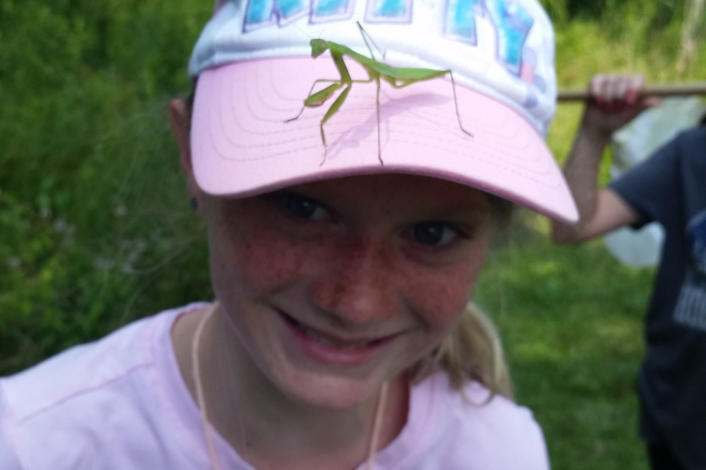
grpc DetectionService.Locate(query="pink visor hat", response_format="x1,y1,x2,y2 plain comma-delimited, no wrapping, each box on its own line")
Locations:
188,0,578,223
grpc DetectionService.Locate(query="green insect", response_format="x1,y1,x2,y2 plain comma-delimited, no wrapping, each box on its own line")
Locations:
286,22,472,165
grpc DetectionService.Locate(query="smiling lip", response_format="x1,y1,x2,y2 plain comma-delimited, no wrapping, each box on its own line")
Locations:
277,310,399,366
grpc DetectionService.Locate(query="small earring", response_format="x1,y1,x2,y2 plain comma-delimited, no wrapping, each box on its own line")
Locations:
190,198,198,210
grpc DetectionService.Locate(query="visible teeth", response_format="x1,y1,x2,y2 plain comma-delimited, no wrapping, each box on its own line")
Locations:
300,325,370,350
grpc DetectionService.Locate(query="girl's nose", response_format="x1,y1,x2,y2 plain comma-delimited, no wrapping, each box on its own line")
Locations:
310,236,399,325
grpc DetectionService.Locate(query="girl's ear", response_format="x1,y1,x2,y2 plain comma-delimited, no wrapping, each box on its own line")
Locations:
169,98,202,214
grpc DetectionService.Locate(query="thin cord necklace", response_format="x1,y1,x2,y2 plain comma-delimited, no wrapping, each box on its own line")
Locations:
366,380,389,470
192,302,222,470
191,302,388,470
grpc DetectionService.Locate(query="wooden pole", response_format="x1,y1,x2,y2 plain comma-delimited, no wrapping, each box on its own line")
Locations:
558,83,706,102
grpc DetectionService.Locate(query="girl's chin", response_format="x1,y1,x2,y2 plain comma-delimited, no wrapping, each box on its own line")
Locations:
273,369,390,411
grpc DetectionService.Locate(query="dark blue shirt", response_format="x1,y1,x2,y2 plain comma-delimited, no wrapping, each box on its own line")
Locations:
610,127,706,467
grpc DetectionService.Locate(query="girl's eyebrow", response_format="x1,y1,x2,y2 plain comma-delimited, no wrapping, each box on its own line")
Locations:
400,202,492,221
264,187,318,199
428,213,492,232
263,188,325,204
261,189,338,215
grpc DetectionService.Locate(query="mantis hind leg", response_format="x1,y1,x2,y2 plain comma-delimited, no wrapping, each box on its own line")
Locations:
448,72,473,138
384,71,473,139
375,78,383,165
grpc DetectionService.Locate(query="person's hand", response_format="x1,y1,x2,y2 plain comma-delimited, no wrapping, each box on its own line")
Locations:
580,74,660,140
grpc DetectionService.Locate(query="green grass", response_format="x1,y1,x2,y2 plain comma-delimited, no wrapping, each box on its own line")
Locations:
1,0,704,468
476,214,652,469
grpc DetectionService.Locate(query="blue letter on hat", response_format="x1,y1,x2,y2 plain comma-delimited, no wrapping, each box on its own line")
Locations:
244,0,309,30
366,0,413,23
312,0,353,20
485,0,533,76
445,0,484,44
445,0,533,76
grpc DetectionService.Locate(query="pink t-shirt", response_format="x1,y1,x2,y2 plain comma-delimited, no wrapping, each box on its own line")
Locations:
0,303,550,469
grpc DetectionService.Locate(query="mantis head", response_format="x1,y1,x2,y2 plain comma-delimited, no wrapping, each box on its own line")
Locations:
309,39,329,57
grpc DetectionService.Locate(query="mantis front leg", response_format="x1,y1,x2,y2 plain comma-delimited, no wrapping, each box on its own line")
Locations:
317,82,352,164
316,75,382,165
285,79,343,122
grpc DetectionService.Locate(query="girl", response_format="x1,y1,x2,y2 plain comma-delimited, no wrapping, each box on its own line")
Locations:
0,0,577,468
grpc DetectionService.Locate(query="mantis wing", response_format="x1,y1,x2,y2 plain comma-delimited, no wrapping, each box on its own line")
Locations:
373,63,449,89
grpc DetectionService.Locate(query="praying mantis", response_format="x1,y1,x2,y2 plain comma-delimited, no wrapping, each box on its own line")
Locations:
286,22,472,165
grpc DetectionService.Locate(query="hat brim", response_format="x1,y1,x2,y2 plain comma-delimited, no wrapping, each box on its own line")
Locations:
190,57,578,223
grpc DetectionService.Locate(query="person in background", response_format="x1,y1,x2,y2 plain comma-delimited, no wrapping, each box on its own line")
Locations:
552,74,706,470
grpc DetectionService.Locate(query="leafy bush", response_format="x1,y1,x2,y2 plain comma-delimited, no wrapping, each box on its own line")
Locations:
0,0,212,373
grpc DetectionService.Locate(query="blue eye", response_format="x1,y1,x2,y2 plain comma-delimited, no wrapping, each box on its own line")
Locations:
411,222,459,246
284,194,328,220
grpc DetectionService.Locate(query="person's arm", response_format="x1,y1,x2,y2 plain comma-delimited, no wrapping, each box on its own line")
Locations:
551,74,659,244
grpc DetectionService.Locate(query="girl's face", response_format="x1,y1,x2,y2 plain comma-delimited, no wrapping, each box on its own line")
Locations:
205,173,493,410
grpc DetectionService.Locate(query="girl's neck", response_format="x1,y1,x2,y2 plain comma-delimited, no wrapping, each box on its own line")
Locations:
173,305,409,470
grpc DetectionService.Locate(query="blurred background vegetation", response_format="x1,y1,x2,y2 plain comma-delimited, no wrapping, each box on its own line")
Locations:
0,0,704,468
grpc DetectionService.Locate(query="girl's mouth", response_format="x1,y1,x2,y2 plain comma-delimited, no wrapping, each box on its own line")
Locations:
277,310,398,365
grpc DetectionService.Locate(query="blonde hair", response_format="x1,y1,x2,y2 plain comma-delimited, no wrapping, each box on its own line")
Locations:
411,195,515,400
410,302,514,400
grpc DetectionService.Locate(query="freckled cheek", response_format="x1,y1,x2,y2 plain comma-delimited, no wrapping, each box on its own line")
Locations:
403,251,487,327
211,224,330,295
